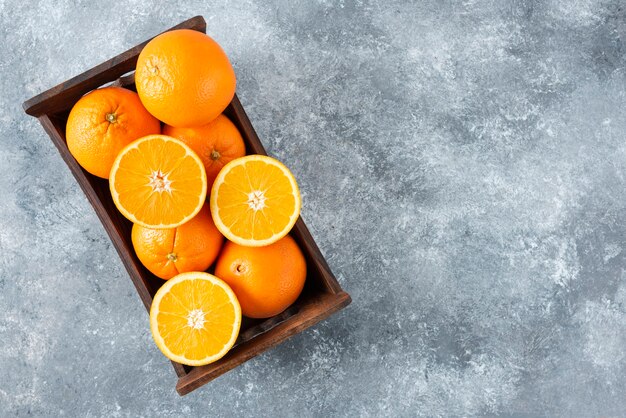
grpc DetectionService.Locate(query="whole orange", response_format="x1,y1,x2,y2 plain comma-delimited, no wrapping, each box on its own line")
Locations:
131,204,223,280
215,235,306,318
66,87,160,178
135,29,236,127
163,114,245,187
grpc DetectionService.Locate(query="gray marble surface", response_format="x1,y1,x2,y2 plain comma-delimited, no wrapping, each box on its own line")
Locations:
2,1,626,416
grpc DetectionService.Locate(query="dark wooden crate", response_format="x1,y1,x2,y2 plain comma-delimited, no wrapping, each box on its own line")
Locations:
22,16,351,396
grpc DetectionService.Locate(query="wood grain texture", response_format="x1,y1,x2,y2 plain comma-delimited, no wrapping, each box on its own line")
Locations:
23,15,351,396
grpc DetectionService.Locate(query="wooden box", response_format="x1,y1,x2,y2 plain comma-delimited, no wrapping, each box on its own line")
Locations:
22,16,351,396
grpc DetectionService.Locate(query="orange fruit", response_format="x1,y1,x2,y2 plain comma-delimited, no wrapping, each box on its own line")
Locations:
66,86,160,178
215,235,306,318
132,204,223,280
135,29,236,127
210,155,301,247
163,114,245,187
109,134,207,229
150,272,241,366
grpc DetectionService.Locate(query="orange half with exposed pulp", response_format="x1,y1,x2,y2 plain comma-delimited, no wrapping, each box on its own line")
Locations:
109,135,207,229
149,272,241,366
210,155,301,247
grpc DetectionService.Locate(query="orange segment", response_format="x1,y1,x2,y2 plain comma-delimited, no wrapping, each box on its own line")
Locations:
150,272,241,366
109,135,207,228
210,155,301,247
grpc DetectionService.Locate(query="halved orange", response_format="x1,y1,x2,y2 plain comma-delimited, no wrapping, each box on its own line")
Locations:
109,135,207,229
210,155,301,247
149,272,241,366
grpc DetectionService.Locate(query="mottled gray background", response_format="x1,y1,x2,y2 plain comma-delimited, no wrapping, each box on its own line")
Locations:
1,0,626,416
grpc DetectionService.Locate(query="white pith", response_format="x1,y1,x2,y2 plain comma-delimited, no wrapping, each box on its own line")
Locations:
148,169,172,193
186,309,206,330
247,190,267,211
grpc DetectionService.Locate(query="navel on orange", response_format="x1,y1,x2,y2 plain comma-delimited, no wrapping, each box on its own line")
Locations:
66,87,160,178
132,203,223,280
210,155,301,247
163,114,246,188
150,272,241,366
109,135,207,229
